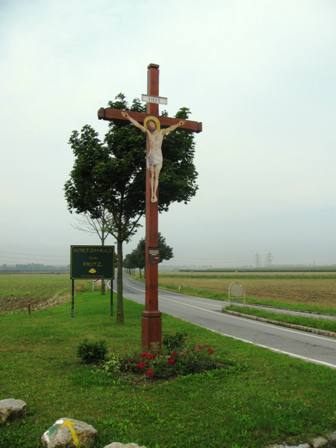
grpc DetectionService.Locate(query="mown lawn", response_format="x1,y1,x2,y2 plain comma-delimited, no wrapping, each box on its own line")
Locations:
1,292,336,448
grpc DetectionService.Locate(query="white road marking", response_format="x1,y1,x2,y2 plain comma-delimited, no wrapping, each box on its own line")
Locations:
203,326,336,369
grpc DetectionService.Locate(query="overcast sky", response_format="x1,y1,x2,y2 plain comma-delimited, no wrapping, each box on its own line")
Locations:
1,0,335,267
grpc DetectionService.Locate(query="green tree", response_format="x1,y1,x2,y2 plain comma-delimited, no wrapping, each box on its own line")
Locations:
123,252,138,275
64,94,197,323
126,233,174,278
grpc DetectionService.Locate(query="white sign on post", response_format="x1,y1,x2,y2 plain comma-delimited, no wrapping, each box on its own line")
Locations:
228,282,246,303
141,94,168,105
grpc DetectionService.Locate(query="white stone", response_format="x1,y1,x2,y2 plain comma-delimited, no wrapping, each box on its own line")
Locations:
267,442,320,448
41,417,97,448
310,437,328,448
266,445,286,447
327,431,336,443
266,445,287,447
104,443,147,448
228,282,245,299
0,398,26,424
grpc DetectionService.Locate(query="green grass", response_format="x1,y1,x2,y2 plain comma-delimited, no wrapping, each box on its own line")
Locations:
232,297,336,316
225,305,336,333
159,282,229,300
2,293,336,447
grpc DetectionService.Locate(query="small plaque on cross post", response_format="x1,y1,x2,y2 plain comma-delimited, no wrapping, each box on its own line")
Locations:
148,248,160,265
141,94,168,105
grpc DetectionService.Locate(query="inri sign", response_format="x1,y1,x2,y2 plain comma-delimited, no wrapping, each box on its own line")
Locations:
141,94,168,105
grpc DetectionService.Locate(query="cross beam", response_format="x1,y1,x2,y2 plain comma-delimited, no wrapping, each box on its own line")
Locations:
97,108,202,133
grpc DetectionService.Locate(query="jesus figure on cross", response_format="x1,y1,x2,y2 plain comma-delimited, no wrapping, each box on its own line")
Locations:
121,111,185,202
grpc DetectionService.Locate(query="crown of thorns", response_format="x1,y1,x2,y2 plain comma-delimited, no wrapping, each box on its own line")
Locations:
144,115,160,130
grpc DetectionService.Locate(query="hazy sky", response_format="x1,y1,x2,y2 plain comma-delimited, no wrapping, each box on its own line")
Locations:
1,0,336,267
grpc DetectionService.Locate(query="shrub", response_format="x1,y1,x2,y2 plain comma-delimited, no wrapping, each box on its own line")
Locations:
77,339,108,364
175,345,218,375
102,353,121,375
163,332,188,352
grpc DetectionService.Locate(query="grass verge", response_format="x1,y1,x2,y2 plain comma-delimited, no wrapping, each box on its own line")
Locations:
2,293,336,447
159,282,228,300
225,305,336,333
232,297,336,316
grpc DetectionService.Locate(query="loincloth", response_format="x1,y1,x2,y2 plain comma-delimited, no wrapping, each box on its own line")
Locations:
147,152,163,168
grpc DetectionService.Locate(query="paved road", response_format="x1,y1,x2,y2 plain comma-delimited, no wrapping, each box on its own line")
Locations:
121,275,336,369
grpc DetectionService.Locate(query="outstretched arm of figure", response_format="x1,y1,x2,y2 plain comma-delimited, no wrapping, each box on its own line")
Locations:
162,120,185,136
121,111,147,133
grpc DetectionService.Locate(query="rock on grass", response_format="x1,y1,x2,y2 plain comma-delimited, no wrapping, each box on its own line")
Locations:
41,417,97,448
0,398,26,424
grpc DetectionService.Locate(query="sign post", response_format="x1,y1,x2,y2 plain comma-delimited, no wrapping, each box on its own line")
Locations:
71,279,75,318
70,245,114,317
110,277,113,317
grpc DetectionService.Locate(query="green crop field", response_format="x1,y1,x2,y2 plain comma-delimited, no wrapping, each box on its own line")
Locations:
2,274,336,447
0,273,89,314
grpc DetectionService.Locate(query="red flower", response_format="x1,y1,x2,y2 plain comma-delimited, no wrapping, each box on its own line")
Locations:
207,347,214,355
167,357,175,365
136,362,147,369
171,351,177,358
141,352,156,360
145,368,154,378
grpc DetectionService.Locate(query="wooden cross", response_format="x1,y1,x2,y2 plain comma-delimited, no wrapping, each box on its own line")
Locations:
98,63,202,351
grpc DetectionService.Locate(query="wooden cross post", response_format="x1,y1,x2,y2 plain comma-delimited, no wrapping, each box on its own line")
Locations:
98,63,202,351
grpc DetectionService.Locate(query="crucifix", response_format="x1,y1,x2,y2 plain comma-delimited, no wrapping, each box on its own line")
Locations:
98,63,202,351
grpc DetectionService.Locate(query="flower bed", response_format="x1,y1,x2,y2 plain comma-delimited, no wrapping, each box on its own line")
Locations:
79,333,230,381
104,344,226,381
120,344,220,379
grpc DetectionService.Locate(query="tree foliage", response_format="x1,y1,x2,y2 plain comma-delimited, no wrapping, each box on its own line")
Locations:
124,233,174,277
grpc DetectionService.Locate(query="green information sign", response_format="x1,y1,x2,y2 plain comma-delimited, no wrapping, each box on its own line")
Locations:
70,245,114,279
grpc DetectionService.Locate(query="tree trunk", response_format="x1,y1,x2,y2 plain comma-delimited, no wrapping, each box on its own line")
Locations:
116,238,124,324
101,231,106,295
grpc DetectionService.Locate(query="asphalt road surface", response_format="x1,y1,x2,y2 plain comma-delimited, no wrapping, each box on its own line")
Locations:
121,275,336,369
